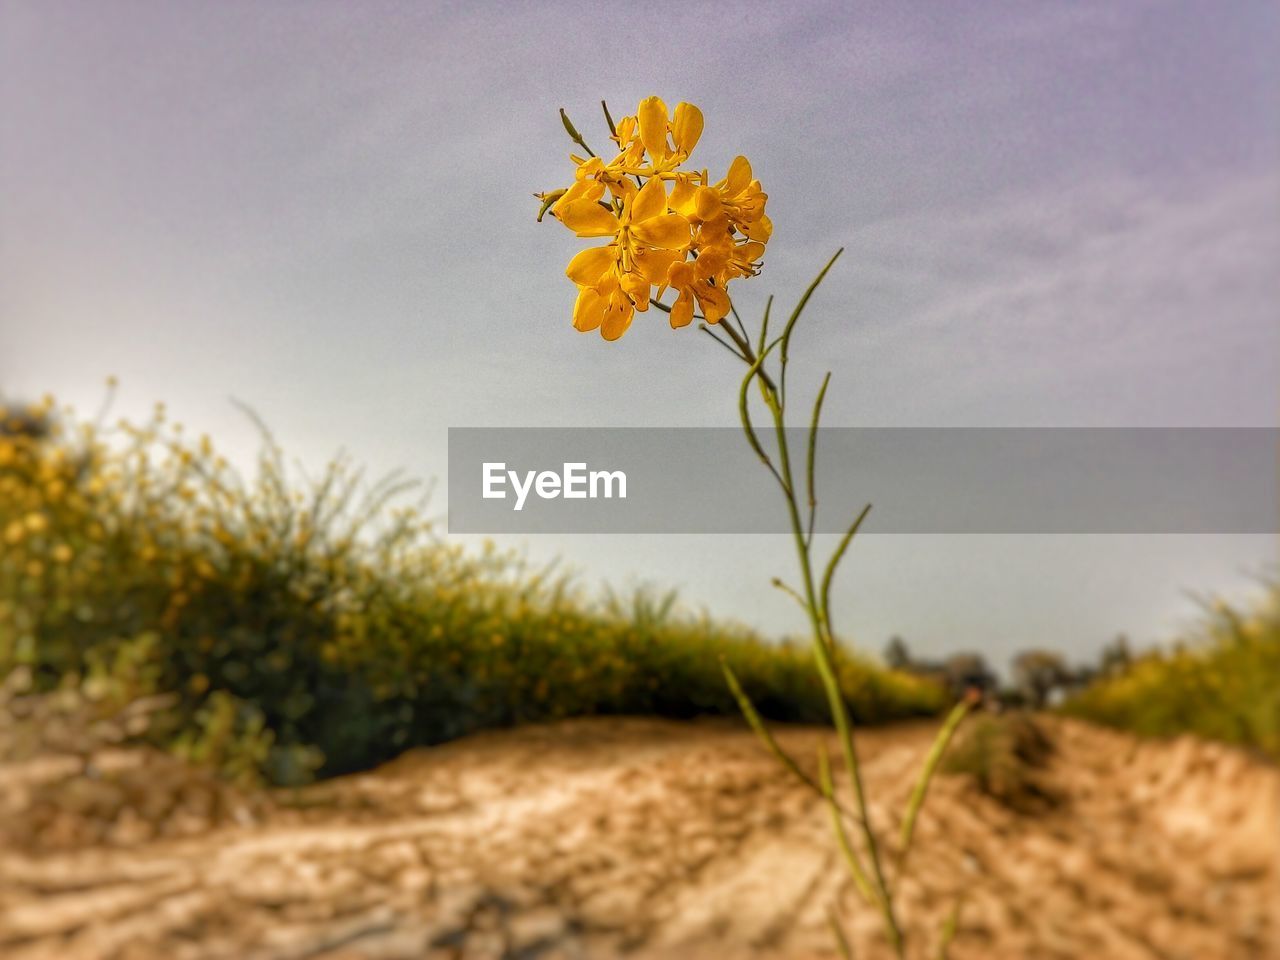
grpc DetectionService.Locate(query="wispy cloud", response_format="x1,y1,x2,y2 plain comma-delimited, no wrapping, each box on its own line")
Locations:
788,172,1280,426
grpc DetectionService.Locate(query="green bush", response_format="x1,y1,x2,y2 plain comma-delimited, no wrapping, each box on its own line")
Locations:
941,712,1058,812
1062,583,1280,760
0,395,946,784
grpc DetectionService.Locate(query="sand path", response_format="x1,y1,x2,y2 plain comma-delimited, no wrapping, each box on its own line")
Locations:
1,716,1277,959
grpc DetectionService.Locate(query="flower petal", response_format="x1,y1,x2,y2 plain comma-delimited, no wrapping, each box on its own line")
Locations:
694,186,722,221
552,178,604,216
695,247,728,279
742,212,773,242
634,248,680,284
667,259,696,289
631,213,690,250
637,95,670,160
612,115,637,146
629,176,668,224
600,298,634,340
724,155,752,194
696,283,731,324
669,292,695,329
671,102,703,156
669,177,698,218
574,157,605,180
621,269,651,311
565,245,616,285
558,199,620,238
694,215,733,249
572,286,606,332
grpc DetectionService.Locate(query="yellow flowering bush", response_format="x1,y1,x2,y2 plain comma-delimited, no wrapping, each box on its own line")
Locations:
0,393,944,785
1063,586,1280,760
537,96,771,339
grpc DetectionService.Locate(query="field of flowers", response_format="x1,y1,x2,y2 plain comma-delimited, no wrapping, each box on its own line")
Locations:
1063,582,1280,760
0,394,946,786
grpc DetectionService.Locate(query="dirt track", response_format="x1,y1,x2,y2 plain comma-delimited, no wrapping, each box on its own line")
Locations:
1,715,1277,959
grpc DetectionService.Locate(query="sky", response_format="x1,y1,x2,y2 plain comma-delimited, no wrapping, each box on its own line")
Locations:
2,1,1278,671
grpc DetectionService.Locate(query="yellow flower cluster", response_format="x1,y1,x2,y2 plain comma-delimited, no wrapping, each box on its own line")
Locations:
537,96,772,340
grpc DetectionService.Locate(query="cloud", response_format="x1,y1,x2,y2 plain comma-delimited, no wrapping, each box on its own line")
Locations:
804,171,1280,425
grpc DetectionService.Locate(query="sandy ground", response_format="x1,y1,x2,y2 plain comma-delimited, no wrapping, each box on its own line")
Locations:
0,714,1277,960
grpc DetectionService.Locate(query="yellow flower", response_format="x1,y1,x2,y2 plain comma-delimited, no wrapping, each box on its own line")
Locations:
662,259,730,329
550,170,606,218
637,96,703,170
678,155,771,241
560,178,689,340
558,177,689,248
694,235,766,287
607,115,647,173
537,97,769,339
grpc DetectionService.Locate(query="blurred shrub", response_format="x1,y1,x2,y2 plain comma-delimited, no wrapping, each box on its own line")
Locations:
0,653,273,849
0,394,946,784
1062,583,1280,761
941,712,1058,812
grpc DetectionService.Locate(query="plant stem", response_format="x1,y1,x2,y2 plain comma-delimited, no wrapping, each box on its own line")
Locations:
764,384,903,956
719,254,956,959
898,698,972,869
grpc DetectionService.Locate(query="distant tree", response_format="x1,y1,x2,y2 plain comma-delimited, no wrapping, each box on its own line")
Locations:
884,635,911,670
1098,634,1132,677
1010,650,1072,709
883,638,997,703
943,652,998,701
1065,664,1098,694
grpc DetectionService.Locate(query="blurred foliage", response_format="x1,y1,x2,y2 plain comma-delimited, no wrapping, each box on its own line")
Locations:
0,393,946,785
1010,649,1072,709
1062,582,1280,761
941,712,1058,812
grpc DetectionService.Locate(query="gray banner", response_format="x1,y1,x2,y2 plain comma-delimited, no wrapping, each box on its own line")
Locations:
447,428,1279,534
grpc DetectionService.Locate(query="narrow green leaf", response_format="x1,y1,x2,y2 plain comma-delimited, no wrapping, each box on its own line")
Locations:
898,700,973,867
819,503,872,640
818,742,878,907
805,371,832,545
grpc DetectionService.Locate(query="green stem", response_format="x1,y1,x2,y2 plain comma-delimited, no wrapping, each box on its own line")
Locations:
722,659,872,834
898,699,972,868
765,386,902,956
819,742,879,907
722,312,779,397
937,898,963,960
828,905,856,960
721,253,916,957
558,107,597,158
701,323,745,362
